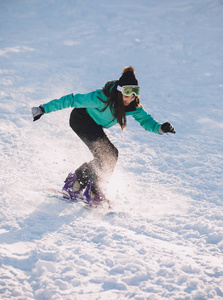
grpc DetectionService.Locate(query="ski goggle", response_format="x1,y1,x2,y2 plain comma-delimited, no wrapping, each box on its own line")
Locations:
117,85,140,96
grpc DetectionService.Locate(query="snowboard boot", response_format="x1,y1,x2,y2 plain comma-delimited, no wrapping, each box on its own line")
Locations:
83,180,106,207
62,172,82,201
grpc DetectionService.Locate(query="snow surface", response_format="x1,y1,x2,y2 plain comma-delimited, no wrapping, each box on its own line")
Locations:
0,0,223,299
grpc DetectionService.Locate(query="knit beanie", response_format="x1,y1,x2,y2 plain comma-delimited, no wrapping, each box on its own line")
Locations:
118,70,138,87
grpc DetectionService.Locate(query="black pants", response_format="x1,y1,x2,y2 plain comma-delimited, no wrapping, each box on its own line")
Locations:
69,108,118,194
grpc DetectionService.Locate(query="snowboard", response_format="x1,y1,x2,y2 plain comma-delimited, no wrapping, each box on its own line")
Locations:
46,188,112,209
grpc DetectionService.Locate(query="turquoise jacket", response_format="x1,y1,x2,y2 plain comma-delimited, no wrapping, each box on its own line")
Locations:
43,89,161,134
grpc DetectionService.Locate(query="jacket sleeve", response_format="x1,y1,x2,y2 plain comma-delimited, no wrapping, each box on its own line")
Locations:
43,90,105,114
132,107,162,134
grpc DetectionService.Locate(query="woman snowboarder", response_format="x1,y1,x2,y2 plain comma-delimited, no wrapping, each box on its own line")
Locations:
32,66,175,205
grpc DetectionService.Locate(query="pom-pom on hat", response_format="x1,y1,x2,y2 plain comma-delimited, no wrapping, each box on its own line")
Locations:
118,66,138,87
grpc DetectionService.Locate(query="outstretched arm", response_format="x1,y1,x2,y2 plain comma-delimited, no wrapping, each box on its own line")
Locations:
132,107,176,135
31,89,106,122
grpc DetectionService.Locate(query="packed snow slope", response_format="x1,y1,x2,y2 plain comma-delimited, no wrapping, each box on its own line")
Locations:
0,0,223,299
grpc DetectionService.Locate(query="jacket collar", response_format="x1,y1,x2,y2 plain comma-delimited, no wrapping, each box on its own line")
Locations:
124,99,137,112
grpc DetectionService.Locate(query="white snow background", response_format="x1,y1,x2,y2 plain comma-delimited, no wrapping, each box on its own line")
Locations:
0,0,223,299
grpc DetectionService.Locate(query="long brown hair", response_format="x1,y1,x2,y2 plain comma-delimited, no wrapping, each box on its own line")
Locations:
98,67,140,130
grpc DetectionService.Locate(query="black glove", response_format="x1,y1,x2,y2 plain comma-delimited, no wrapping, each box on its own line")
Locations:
159,122,176,134
31,105,45,121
